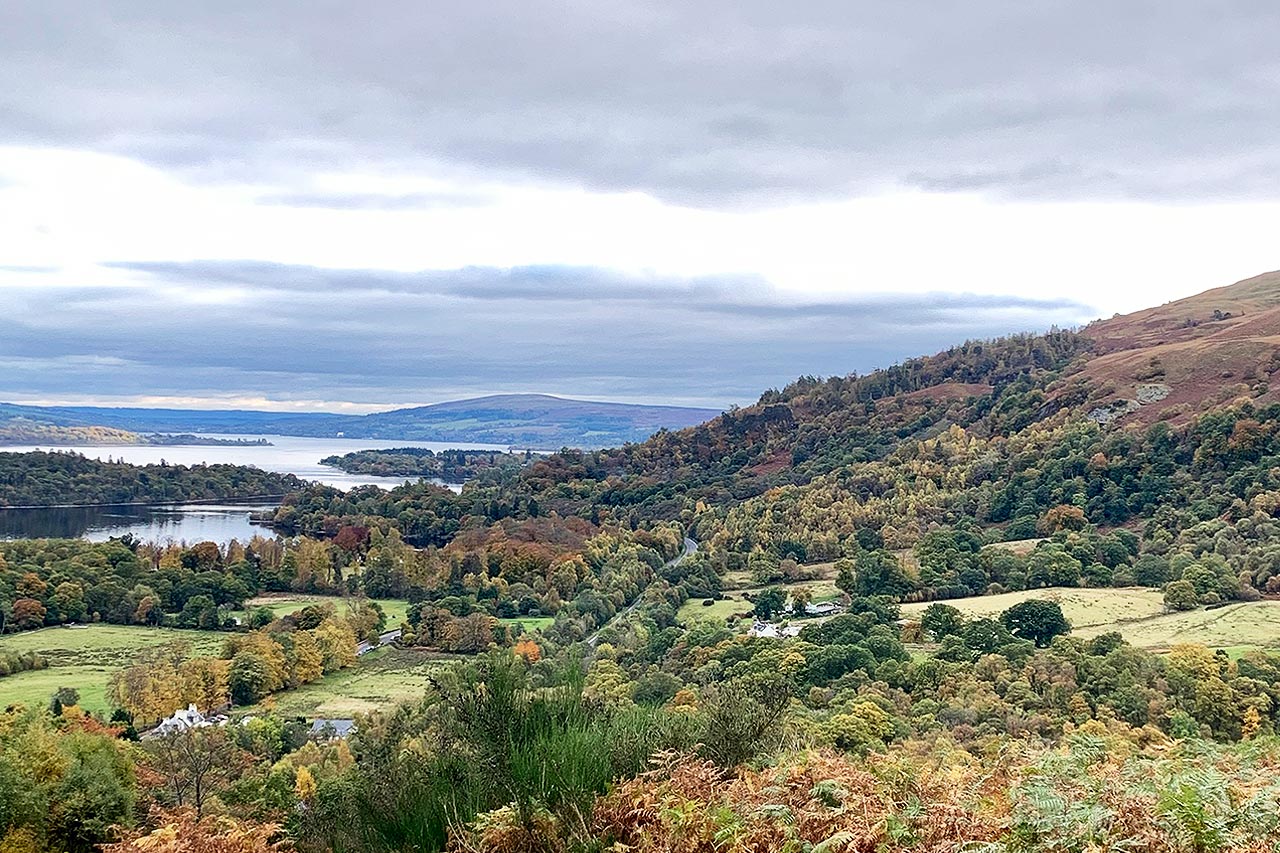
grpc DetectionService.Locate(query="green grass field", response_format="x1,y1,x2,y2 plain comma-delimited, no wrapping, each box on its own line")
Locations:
247,646,450,718
1073,601,1280,652
497,615,555,632
677,596,755,626
241,594,411,626
722,561,838,592
0,625,223,713
900,587,1168,630
900,587,1280,653
706,561,843,627
241,597,556,633
0,599,548,719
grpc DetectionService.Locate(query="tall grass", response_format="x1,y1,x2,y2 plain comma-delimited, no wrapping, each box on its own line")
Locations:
302,652,699,852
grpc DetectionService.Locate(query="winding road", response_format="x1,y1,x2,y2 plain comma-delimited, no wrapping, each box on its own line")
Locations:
587,535,697,647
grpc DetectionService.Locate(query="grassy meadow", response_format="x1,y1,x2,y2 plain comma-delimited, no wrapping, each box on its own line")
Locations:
1,595,555,718
245,646,450,718
1072,600,1280,652
0,625,223,713
901,587,1280,653
693,561,842,626
240,594,412,626
677,596,755,626
682,578,1280,655
498,615,555,632
900,587,1168,630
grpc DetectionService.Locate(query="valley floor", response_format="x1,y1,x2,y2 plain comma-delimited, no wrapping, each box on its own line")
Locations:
0,594,557,717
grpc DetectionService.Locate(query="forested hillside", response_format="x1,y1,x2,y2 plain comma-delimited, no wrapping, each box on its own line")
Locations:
281,275,1280,567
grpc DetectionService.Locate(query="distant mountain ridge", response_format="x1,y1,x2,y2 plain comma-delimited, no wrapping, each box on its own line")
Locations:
0,394,723,448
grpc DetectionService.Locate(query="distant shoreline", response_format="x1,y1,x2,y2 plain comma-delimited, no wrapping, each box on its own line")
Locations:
0,434,274,448
0,494,288,511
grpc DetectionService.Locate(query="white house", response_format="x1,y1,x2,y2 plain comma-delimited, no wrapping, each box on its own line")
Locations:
749,620,802,639
154,704,210,736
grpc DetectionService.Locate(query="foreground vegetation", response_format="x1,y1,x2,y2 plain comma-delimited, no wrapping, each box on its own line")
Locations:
8,626,1280,853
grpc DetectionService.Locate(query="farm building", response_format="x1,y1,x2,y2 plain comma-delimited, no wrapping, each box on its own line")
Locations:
310,718,357,739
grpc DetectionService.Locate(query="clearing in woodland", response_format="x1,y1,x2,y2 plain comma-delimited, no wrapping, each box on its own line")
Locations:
901,587,1280,652
245,646,452,718
0,625,222,713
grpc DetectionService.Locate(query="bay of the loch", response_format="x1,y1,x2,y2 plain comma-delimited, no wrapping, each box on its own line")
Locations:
0,434,505,542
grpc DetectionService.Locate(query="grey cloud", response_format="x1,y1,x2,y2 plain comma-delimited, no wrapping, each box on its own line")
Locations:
104,260,1088,316
0,262,1096,407
3,2,1279,205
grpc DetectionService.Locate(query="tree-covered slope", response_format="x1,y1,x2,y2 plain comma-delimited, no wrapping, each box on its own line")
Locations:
0,451,305,507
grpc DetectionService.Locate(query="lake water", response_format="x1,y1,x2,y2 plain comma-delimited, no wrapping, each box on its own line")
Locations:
0,434,505,543
0,501,282,544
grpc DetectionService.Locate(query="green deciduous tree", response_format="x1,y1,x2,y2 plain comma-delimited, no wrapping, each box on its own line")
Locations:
1000,600,1070,647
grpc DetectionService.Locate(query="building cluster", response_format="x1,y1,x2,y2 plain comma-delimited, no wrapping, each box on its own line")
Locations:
748,600,845,639
148,704,356,741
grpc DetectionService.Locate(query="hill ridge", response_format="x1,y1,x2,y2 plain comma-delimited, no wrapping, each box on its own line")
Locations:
0,393,723,448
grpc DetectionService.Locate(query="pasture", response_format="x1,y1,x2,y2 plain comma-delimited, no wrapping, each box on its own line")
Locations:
0,596,556,718
701,561,845,627
900,587,1167,630
677,596,754,626
0,624,222,714
241,594,412,626
900,587,1280,653
248,646,449,717
1073,601,1280,652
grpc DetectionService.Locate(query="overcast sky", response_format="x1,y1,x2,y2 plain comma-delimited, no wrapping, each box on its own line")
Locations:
3,1,1278,411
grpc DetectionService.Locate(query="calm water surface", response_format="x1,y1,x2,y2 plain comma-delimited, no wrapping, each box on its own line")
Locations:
0,434,503,542
0,502,281,543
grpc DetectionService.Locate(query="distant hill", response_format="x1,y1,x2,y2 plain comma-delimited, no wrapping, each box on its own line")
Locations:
0,394,722,448
343,394,723,446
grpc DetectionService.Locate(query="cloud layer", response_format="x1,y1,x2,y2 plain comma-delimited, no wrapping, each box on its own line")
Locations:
2,263,1094,408
2,3,1274,410
5,1,1279,206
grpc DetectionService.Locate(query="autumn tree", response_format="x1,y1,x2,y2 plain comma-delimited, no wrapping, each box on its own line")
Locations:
444,613,496,653
11,598,46,630
109,646,229,725
1039,504,1088,534
512,638,541,663
790,587,812,617
286,631,325,687
144,727,245,820
311,619,357,672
